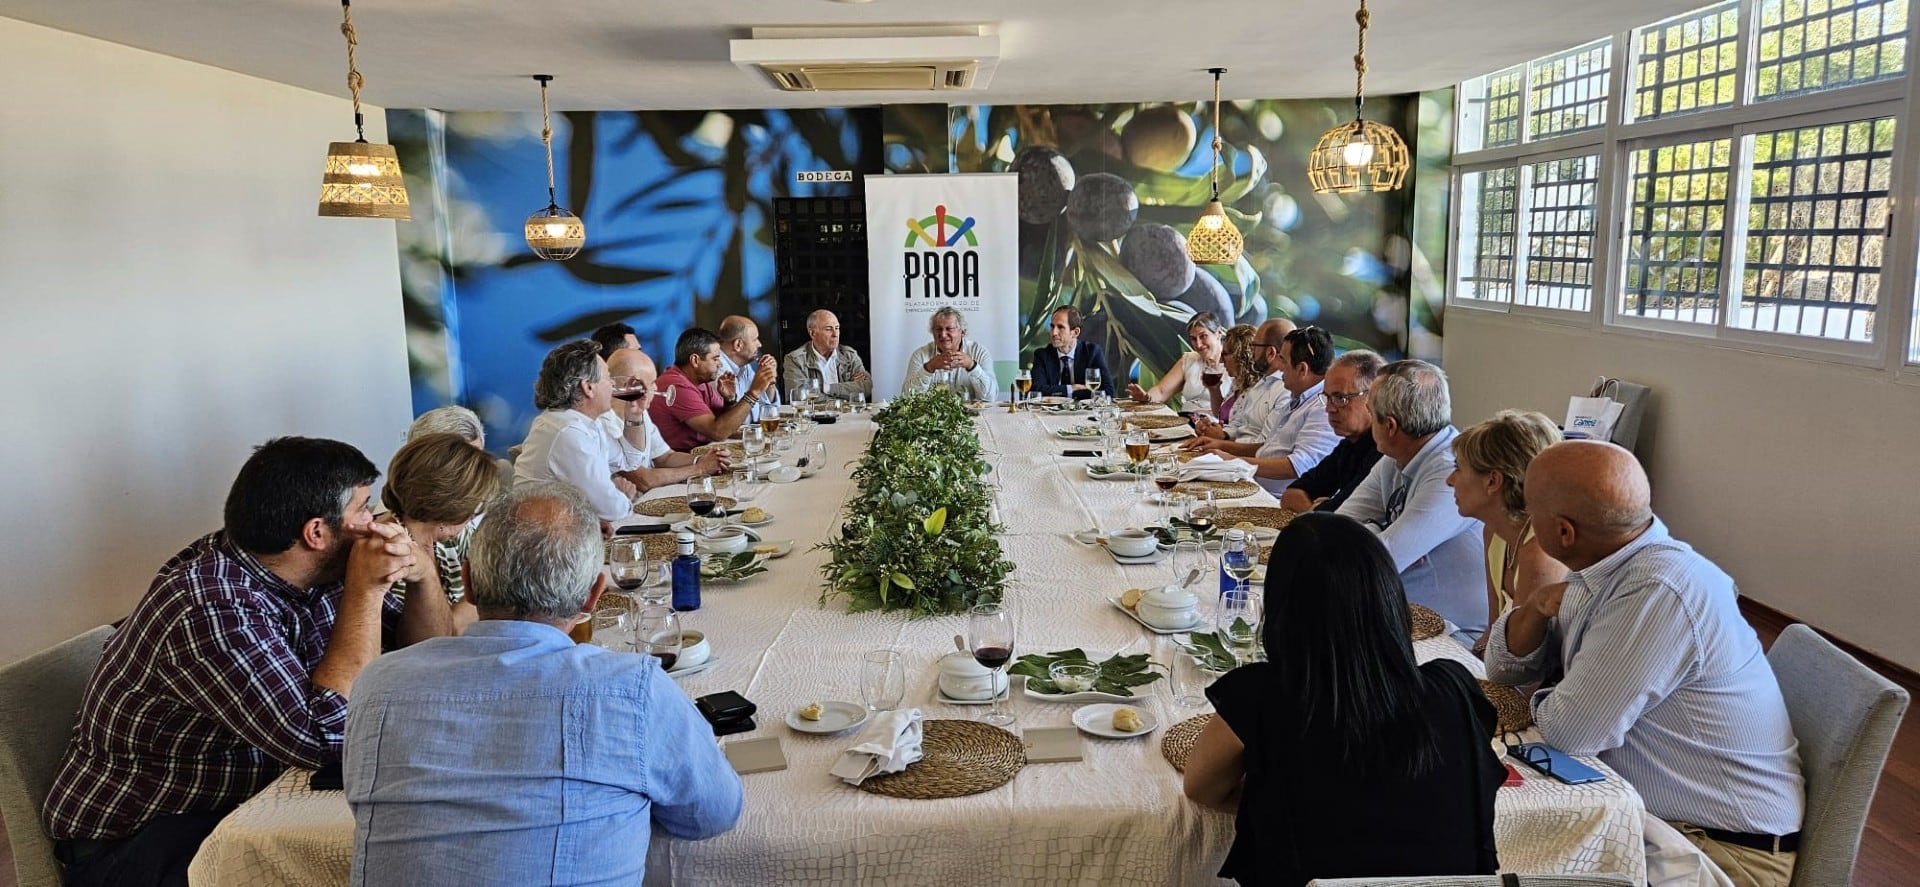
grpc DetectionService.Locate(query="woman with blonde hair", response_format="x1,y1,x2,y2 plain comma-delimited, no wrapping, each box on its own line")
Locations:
381,432,503,631
1207,324,1264,424
1125,312,1231,414
1447,410,1566,652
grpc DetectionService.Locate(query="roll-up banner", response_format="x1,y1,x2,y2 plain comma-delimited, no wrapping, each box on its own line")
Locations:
864,174,1019,400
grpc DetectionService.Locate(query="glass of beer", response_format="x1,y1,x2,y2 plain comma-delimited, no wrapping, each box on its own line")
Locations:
1015,368,1033,406
1125,431,1152,493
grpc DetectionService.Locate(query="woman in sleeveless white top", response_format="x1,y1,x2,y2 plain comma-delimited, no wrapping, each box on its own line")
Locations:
1446,410,1568,653
1126,313,1230,414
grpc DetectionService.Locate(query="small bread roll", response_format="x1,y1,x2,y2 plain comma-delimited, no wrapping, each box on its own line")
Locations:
752,543,780,556
799,702,823,721
1120,588,1146,609
1112,707,1143,732
741,507,768,523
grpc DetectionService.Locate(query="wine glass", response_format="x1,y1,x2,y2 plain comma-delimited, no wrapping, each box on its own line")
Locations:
709,472,735,517
1151,451,1181,503
732,467,763,504
1220,528,1255,596
1015,367,1033,407
968,602,1016,727
636,559,672,607
1218,588,1262,665
860,648,907,713
742,424,767,460
608,538,648,604
1169,539,1206,588
1189,491,1220,535
798,440,826,475
685,477,718,534
632,605,684,672
1085,367,1104,403
1125,431,1153,494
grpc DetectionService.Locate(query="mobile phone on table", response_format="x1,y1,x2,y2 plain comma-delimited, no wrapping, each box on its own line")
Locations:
1510,742,1607,784
1061,450,1101,457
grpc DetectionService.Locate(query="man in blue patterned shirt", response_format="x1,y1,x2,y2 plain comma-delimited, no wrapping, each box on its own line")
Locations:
1487,441,1803,887
344,482,742,885
45,437,449,887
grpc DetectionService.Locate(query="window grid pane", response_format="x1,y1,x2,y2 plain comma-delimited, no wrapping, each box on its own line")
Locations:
1623,138,1734,324
1457,168,1520,303
1756,0,1909,101
1523,155,1602,311
1484,67,1526,149
1633,1,1743,120
1529,40,1614,139
1740,116,1895,341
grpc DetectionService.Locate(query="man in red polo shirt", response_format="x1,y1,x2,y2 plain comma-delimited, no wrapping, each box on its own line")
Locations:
649,327,775,452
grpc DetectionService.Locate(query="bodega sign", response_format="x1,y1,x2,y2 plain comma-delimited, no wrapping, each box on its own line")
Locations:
865,174,1018,399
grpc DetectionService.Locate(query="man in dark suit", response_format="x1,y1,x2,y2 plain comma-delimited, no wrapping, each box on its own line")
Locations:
1030,306,1114,399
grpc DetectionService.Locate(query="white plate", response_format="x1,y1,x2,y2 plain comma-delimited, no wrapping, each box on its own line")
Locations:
1146,425,1196,442
786,701,869,734
1021,675,1137,704
1107,595,1204,634
1072,703,1158,739
1106,546,1168,566
1053,426,1105,440
934,686,1011,706
750,539,795,559
1084,465,1145,481
700,552,771,580
737,511,775,528
665,654,720,680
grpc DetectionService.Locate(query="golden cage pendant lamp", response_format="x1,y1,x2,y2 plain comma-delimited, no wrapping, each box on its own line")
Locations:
524,75,587,261
1308,0,1411,194
1187,67,1243,265
318,0,411,219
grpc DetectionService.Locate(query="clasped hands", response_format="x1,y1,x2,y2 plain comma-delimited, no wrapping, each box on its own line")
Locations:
923,350,974,372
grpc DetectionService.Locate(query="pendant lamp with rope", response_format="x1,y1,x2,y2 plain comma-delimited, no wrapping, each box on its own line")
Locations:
1308,0,1411,194
1187,67,1243,265
525,75,587,260
318,0,411,219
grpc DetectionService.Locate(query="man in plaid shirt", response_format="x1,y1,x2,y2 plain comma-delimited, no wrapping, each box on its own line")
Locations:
42,437,455,886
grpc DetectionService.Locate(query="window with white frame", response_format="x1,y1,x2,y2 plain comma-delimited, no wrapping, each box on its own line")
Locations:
1450,0,1917,359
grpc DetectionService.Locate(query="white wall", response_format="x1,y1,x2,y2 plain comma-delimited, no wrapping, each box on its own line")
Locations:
1444,311,1920,671
0,19,412,664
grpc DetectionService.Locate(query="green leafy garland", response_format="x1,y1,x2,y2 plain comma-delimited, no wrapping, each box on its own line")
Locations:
819,388,1014,615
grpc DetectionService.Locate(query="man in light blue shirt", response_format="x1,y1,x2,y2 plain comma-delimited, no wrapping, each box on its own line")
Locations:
1336,360,1486,645
1487,441,1802,887
344,483,742,886
713,315,780,421
1192,325,1340,493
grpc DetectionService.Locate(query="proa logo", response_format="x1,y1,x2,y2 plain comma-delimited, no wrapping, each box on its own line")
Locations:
902,204,980,299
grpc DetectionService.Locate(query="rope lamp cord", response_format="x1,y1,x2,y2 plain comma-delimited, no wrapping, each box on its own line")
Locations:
1353,0,1370,116
1209,68,1224,200
340,0,367,142
537,74,557,207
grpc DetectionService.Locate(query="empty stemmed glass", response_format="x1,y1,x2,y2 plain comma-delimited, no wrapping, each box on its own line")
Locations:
632,605,684,671
859,648,907,713
1217,588,1262,665
742,424,768,462
635,559,672,607
968,602,1016,727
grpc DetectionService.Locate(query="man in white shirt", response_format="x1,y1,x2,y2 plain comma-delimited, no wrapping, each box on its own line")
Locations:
1183,318,1292,447
782,309,872,401
1184,326,1338,493
515,341,713,524
710,315,779,420
901,307,997,400
597,349,728,494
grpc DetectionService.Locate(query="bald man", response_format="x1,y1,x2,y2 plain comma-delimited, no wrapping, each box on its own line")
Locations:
1487,441,1803,887
712,315,779,419
599,349,728,492
783,309,872,401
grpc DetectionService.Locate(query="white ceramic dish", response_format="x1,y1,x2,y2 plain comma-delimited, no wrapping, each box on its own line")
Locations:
1107,595,1203,634
1053,425,1105,440
1020,675,1136,704
737,510,775,528
1105,546,1169,566
700,552,771,580
767,466,802,484
934,686,1011,706
677,629,711,669
1146,425,1195,442
694,526,753,554
750,539,795,559
1105,529,1159,558
1072,703,1158,739
665,654,719,680
1084,464,1144,481
786,701,869,735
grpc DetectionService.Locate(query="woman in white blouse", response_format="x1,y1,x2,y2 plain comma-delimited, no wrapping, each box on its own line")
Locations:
1125,312,1231,414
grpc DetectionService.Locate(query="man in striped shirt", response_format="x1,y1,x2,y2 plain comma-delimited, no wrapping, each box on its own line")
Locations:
1487,441,1803,887
43,438,453,887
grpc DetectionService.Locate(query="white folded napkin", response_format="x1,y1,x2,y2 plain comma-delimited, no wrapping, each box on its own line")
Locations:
1179,453,1256,483
829,708,924,785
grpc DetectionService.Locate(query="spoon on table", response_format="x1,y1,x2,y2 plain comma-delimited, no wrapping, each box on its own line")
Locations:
953,634,967,654
1179,567,1203,588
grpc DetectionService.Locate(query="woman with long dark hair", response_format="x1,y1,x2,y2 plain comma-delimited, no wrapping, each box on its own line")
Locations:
1183,512,1504,885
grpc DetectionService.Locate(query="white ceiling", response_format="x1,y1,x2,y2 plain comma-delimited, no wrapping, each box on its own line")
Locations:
1,0,1703,110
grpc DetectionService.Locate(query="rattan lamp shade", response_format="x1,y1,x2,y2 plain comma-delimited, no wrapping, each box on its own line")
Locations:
1307,118,1410,194
525,205,586,260
319,141,411,220
1187,199,1243,265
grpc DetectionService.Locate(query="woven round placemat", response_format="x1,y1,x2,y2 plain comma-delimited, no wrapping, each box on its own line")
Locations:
1479,680,1535,734
691,442,746,460
1161,714,1215,772
1216,506,1294,531
1409,603,1446,640
855,720,1025,799
1124,413,1188,430
1178,479,1261,500
634,496,737,517
1119,400,1166,413
606,533,678,564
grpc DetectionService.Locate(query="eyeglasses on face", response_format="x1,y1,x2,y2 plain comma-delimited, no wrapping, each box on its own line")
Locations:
1325,387,1369,407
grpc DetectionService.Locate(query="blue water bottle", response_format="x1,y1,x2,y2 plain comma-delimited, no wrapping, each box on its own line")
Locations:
671,531,702,612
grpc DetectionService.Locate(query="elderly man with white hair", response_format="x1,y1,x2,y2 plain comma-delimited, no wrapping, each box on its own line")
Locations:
783,309,872,401
1335,359,1486,645
901,306,997,400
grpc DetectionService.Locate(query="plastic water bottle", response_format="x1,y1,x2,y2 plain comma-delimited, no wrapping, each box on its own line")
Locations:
1219,529,1254,598
671,531,702,612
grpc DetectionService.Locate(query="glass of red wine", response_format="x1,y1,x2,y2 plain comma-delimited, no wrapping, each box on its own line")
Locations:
611,375,649,403
685,477,718,535
609,537,648,604
632,605,683,671
968,602,1016,727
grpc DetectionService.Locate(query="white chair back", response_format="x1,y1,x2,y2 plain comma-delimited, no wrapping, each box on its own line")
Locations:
0,625,115,887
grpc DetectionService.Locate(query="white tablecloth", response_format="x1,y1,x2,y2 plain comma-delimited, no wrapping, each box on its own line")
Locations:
189,408,1645,886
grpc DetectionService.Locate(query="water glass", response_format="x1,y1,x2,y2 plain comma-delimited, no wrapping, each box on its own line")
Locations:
590,608,631,651
1218,588,1262,664
732,468,763,503
853,392,868,413
1168,539,1206,586
1168,646,1220,708
636,561,672,607
859,648,907,712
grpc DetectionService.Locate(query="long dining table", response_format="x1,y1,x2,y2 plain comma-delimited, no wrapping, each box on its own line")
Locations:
188,404,1647,886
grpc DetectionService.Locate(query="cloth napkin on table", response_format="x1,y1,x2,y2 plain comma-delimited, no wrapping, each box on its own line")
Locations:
828,708,924,785
1178,453,1256,483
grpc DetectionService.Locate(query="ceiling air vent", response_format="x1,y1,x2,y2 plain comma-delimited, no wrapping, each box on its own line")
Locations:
730,25,998,92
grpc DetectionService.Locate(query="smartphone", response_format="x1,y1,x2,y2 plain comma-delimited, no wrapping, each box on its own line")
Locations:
1510,742,1607,784
613,523,673,536
1061,450,1101,457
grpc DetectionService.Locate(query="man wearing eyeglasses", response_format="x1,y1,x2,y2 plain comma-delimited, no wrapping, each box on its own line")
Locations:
1281,349,1388,513
1335,359,1487,646
1183,326,1339,494
650,327,777,452
1184,318,1295,446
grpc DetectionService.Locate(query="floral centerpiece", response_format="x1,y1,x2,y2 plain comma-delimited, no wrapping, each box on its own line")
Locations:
819,388,1013,615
